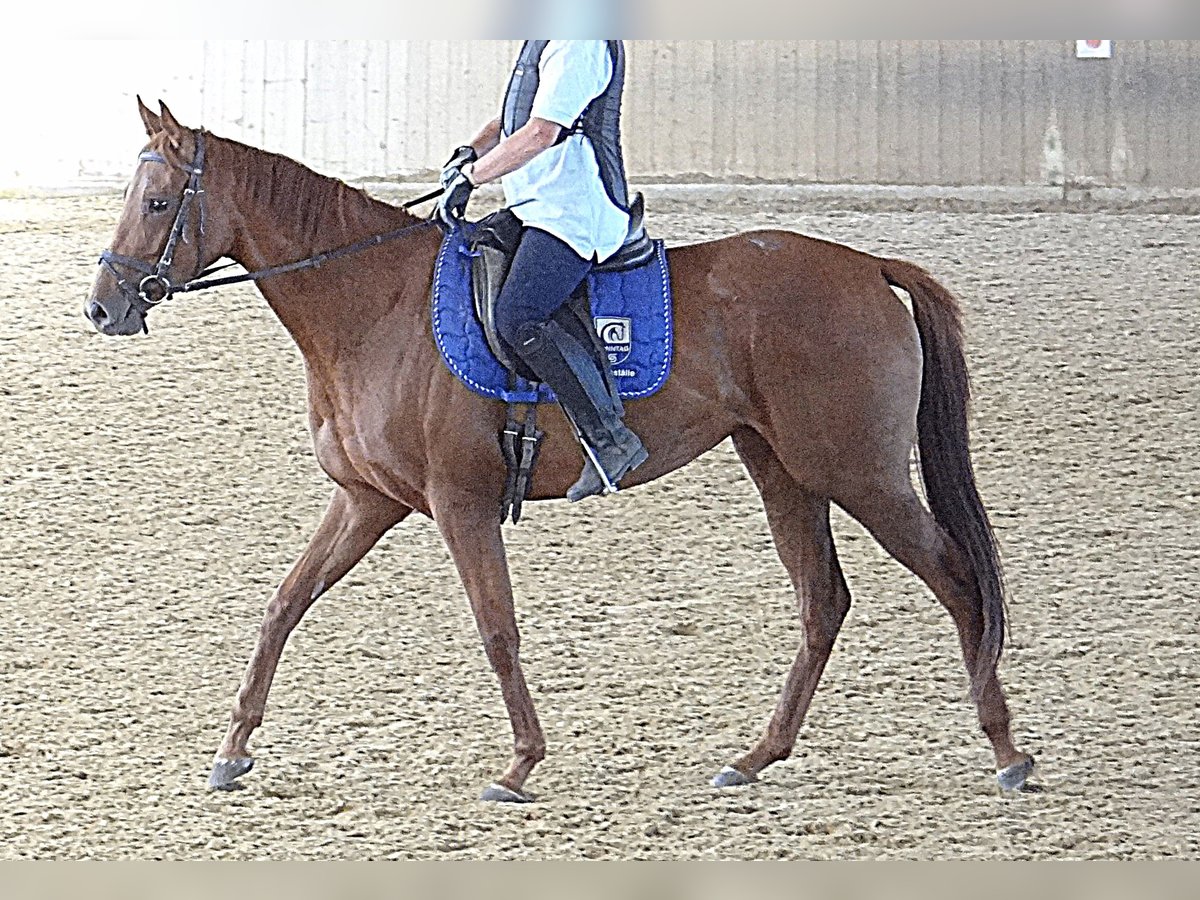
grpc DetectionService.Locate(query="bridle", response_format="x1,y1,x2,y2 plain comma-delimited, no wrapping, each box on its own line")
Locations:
99,129,215,309
97,128,442,312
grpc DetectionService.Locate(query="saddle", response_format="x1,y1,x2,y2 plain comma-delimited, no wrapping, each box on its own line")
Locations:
466,194,656,523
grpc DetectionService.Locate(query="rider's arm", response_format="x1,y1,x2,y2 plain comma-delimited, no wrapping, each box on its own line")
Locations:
464,117,563,186
464,42,609,188
466,117,503,156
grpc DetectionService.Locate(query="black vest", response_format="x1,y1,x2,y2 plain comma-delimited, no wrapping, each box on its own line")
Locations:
500,40,630,212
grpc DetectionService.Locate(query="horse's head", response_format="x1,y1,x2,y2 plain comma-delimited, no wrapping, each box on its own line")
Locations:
86,98,233,335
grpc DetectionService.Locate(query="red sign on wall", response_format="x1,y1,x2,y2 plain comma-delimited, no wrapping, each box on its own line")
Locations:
1076,40,1113,59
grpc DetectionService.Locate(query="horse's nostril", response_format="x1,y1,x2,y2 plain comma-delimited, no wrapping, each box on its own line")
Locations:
86,300,108,326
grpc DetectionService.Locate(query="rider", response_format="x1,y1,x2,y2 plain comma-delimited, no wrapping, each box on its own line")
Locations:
434,40,646,502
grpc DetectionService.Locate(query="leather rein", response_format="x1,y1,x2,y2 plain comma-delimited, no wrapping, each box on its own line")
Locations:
98,129,441,310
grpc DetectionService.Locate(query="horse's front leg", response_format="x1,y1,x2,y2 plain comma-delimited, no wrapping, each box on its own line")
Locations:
208,485,411,790
432,490,545,802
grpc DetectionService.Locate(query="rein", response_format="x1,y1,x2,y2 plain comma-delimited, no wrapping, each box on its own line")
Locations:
99,130,441,308
177,212,438,295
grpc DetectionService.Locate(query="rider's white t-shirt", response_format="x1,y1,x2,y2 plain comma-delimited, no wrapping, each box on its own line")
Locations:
501,40,631,263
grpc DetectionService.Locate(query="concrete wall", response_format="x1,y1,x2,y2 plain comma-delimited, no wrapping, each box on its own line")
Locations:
197,40,1200,188
4,41,1196,189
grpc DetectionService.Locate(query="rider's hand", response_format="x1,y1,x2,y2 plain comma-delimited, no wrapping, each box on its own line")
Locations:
434,169,475,230
440,145,478,190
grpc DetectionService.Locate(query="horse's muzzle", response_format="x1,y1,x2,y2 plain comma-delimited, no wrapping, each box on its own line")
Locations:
85,295,145,336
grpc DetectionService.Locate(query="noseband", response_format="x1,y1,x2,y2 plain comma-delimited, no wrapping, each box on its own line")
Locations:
99,130,210,309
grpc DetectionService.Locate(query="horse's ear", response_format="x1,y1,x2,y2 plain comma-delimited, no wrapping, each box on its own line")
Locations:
158,100,186,148
137,95,162,138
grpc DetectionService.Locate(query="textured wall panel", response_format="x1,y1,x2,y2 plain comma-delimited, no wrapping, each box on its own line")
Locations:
196,40,1200,188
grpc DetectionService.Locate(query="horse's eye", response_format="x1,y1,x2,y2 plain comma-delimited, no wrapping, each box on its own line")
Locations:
145,198,171,214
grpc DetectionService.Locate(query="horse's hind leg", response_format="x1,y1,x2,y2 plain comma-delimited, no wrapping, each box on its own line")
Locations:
713,428,852,787
209,485,410,790
837,484,1034,790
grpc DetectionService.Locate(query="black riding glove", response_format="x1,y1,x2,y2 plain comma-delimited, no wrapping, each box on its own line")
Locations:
440,145,478,190
434,170,475,230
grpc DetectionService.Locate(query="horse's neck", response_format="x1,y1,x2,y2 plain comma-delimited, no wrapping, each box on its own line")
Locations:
219,140,421,360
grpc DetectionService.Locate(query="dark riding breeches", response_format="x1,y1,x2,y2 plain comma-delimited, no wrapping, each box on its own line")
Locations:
493,226,593,352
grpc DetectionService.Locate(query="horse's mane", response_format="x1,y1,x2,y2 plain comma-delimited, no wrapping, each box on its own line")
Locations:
212,133,413,246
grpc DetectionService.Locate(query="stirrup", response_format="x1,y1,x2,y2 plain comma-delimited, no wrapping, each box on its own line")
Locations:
564,424,648,502
578,439,619,495
566,445,648,502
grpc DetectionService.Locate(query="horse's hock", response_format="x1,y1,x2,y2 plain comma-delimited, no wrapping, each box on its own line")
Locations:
2,189,1197,859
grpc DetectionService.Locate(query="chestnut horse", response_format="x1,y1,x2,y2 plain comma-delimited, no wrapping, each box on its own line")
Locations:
86,101,1033,801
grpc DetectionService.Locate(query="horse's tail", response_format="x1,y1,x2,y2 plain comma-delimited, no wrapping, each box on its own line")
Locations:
880,258,1006,699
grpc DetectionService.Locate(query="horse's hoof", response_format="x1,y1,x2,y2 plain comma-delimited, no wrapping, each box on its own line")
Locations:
480,782,533,803
711,765,756,788
208,757,254,791
996,757,1036,792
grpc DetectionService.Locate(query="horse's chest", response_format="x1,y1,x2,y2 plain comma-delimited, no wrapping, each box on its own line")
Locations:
310,408,427,512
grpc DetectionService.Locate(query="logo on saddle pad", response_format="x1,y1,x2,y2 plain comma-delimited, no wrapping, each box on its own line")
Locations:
595,316,635,376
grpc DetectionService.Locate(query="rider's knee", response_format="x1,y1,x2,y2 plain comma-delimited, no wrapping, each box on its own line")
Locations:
495,308,539,353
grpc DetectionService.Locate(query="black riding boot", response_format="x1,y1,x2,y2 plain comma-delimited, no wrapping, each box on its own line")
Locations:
514,319,648,501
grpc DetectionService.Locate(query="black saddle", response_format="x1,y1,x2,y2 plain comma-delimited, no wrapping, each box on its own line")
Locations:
596,193,655,273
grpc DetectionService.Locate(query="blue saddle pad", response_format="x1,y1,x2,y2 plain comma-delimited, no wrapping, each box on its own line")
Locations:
432,224,674,405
